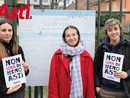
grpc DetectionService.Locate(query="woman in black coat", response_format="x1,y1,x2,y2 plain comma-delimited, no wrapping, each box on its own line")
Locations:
0,18,29,98
94,18,130,98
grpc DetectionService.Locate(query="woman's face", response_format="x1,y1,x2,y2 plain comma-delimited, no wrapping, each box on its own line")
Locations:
0,23,13,43
65,28,79,47
106,24,121,45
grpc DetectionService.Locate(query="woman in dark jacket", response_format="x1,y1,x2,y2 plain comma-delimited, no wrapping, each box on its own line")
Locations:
94,18,130,98
0,18,29,98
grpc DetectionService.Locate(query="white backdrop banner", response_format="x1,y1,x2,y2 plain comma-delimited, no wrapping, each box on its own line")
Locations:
19,9,96,86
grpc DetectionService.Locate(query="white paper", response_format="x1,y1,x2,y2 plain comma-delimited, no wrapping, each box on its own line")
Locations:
103,52,124,82
2,54,26,88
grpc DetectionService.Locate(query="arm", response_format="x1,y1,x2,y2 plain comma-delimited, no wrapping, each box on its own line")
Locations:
86,57,95,98
0,46,27,96
94,44,103,93
125,40,130,80
0,65,8,96
48,54,59,98
18,46,29,76
6,84,22,94
126,70,130,79
0,67,21,96
0,84,8,96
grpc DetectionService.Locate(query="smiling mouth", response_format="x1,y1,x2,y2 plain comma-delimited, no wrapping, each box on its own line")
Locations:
112,35,117,37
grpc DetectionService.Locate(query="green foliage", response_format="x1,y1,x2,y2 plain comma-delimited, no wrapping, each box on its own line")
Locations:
96,13,120,26
95,12,130,48
95,13,122,47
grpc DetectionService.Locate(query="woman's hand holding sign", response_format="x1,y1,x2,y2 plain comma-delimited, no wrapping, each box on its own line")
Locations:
22,61,29,72
114,71,128,79
6,60,29,95
6,84,22,94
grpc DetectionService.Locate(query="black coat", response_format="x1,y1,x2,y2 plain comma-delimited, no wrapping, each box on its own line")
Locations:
0,42,29,98
94,39,130,98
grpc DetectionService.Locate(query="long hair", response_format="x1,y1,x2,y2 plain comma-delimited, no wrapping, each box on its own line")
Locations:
0,18,18,64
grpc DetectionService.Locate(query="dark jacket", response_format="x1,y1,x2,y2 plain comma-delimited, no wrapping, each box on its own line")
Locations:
94,38,130,98
0,42,29,98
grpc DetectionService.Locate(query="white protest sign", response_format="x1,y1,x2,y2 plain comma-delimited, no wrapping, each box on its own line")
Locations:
103,52,124,82
2,54,26,88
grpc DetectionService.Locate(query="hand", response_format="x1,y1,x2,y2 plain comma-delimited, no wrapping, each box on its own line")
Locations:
96,87,100,94
22,61,29,72
114,71,128,79
6,84,22,94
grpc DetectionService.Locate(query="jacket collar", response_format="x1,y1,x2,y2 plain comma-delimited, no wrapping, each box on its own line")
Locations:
55,49,90,75
56,49,70,74
55,49,90,57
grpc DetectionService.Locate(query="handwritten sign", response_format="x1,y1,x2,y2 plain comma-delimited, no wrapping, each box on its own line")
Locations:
103,52,124,82
2,54,26,88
